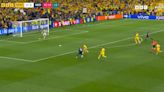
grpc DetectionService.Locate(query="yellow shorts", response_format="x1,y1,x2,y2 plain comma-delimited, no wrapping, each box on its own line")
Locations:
100,53,106,57
135,37,140,41
156,48,160,52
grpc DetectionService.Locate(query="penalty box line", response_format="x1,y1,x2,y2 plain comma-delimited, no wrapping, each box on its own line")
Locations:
0,31,88,45
24,31,89,44
0,56,33,62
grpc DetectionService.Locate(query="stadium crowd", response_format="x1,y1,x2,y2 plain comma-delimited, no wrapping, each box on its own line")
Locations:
0,0,164,29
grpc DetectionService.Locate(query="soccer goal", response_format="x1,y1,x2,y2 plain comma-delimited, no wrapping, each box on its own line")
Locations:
12,18,49,37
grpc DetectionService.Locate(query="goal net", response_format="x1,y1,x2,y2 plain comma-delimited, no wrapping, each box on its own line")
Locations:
12,18,49,37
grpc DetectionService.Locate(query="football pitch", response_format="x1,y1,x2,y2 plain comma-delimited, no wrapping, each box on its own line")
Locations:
0,19,164,92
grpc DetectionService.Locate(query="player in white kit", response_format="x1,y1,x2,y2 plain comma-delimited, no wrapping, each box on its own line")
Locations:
42,30,47,39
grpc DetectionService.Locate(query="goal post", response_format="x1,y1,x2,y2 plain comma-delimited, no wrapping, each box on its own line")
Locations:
12,21,23,37
12,18,49,37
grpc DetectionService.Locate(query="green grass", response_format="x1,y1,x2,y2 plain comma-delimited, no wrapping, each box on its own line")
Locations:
0,19,164,92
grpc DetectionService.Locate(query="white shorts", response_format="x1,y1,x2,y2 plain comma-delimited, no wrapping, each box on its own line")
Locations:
43,33,47,36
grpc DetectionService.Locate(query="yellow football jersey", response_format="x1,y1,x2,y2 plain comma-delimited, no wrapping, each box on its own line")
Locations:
156,44,160,48
135,33,139,37
83,45,87,49
100,48,105,54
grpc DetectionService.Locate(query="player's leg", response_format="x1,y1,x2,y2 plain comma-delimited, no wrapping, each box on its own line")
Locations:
152,45,156,53
139,37,143,44
156,48,160,55
43,35,46,39
156,50,159,55
86,48,89,53
81,54,84,58
76,53,82,58
135,38,138,44
80,51,84,58
137,38,141,44
84,49,89,55
43,33,46,39
102,54,107,58
83,49,86,55
98,54,102,59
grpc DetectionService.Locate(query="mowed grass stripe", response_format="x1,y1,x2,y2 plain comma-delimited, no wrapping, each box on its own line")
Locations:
0,19,147,44
3,43,162,92
7,27,161,63
0,20,163,62
0,20,163,92
33,29,164,62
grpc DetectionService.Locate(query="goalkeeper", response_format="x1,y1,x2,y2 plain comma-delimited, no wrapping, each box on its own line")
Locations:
42,30,47,39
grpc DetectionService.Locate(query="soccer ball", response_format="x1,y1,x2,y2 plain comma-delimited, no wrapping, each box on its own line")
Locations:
58,45,62,47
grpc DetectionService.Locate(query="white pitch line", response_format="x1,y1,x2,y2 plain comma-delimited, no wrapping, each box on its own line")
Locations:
33,29,164,62
24,31,88,44
33,43,136,62
0,56,33,62
33,38,133,62
0,40,26,44
0,31,88,45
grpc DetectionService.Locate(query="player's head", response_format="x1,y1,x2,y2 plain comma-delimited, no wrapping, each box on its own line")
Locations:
102,48,105,51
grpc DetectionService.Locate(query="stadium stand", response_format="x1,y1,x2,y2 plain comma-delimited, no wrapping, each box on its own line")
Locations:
0,0,163,28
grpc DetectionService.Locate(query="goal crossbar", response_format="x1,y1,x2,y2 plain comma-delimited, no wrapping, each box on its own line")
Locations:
12,18,49,37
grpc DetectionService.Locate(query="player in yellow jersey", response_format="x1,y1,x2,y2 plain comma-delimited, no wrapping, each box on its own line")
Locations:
83,44,89,55
134,33,141,44
156,43,161,55
98,48,107,59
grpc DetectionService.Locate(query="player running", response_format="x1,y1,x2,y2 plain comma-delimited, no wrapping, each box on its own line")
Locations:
42,30,47,39
134,32,141,44
151,40,158,53
145,32,150,40
98,47,107,60
156,43,161,55
83,44,89,55
76,48,83,58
